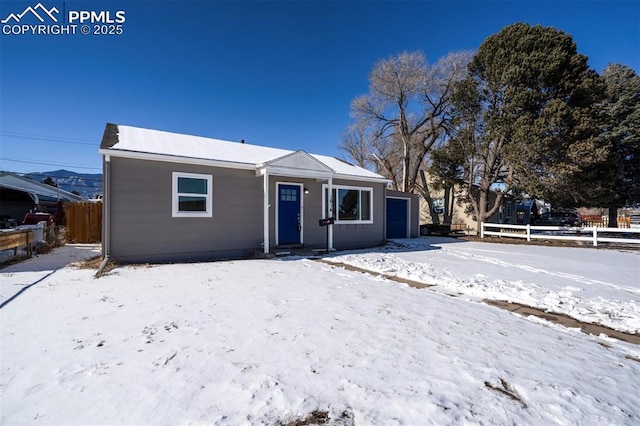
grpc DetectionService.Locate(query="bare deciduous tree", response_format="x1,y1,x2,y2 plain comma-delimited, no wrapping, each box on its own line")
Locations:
341,50,473,216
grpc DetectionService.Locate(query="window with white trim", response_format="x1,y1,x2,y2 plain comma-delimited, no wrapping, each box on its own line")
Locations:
172,172,212,217
322,184,373,224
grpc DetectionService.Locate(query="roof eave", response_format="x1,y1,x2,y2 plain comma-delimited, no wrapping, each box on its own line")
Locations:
99,148,257,171
332,173,391,184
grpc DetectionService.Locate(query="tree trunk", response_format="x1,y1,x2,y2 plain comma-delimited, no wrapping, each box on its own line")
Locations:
608,205,618,228
419,170,441,225
477,191,489,235
443,186,453,224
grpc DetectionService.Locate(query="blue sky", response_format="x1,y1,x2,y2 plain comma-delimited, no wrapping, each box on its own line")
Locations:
1,0,638,175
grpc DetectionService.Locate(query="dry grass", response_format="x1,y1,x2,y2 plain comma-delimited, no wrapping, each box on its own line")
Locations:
484,378,527,408
73,255,118,275
279,410,354,426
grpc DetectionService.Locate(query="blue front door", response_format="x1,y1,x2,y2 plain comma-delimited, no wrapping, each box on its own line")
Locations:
278,184,301,245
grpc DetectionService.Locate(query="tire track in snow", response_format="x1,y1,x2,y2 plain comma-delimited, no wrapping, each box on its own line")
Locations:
440,247,640,295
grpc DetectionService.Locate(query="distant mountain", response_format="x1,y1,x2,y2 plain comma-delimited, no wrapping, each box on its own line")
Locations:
25,170,103,199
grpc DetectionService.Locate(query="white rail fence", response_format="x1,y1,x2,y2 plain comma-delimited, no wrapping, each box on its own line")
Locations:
481,223,640,247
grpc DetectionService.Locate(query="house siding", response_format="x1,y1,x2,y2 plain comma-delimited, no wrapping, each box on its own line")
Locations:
267,177,385,251
108,157,263,263
107,158,386,262
329,179,386,250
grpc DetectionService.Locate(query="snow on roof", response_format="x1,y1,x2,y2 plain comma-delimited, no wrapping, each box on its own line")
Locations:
310,154,383,180
104,125,386,181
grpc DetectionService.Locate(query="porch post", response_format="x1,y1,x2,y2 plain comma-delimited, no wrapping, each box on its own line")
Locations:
263,171,269,254
328,177,333,250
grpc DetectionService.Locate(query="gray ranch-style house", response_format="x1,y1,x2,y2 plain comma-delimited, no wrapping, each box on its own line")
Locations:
99,123,405,263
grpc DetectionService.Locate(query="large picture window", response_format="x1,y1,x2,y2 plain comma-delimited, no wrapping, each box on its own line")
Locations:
322,184,373,224
172,172,212,217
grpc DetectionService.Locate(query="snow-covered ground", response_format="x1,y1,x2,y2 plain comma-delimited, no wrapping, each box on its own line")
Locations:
327,237,640,335
1,240,639,424
0,244,101,307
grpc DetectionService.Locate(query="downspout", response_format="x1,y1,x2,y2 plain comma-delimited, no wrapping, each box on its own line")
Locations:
328,177,333,250
263,170,269,255
95,155,110,277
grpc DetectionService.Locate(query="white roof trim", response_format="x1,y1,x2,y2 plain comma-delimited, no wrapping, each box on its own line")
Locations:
99,149,257,171
332,173,390,183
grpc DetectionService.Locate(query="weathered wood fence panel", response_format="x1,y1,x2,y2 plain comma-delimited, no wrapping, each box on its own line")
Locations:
0,229,34,256
65,202,102,243
582,215,632,228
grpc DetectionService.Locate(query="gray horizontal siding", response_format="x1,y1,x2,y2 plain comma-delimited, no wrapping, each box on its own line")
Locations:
108,158,263,263
107,158,386,262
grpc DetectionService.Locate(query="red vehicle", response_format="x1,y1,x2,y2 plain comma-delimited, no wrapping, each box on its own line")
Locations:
22,212,55,226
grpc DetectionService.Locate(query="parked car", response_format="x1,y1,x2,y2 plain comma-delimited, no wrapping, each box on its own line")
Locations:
532,211,583,227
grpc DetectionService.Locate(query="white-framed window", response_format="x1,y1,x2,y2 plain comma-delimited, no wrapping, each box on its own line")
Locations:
322,184,373,224
172,172,212,217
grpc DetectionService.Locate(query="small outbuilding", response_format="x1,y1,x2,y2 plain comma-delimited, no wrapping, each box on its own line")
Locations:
385,190,420,239
99,124,399,263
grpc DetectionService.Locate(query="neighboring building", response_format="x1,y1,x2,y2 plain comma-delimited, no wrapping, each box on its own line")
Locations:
99,123,413,263
419,178,517,233
0,172,84,227
515,199,549,225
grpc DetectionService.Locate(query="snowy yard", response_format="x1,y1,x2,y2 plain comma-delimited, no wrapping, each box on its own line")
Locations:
1,240,639,424
327,237,640,335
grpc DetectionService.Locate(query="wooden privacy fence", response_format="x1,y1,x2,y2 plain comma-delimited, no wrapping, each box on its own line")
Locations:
65,202,102,243
582,215,632,228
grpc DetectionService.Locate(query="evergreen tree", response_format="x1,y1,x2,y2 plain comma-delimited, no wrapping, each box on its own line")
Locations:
594,64,640,227
452,23,603,227
42,177,57,187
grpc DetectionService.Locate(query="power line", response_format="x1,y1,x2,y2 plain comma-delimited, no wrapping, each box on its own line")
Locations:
1,131,97,146
0,157,102,170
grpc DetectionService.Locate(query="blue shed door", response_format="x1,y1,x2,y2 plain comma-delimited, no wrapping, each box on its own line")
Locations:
386,198,408,239
278,184,301,245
